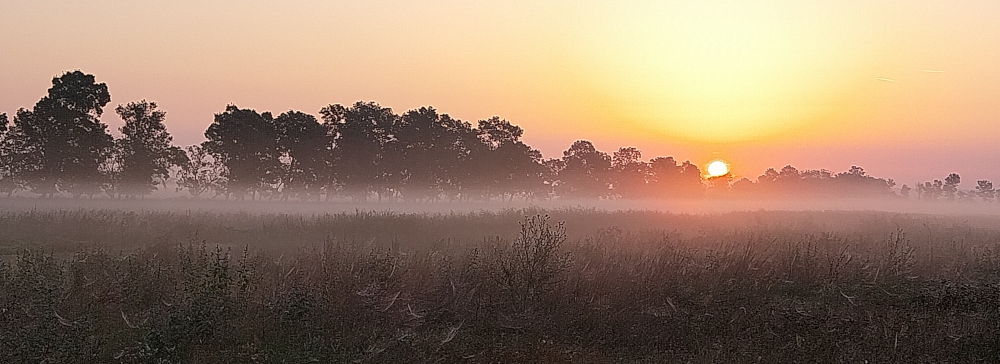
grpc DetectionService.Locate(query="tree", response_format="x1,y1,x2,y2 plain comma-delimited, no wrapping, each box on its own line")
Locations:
273,110,330,200
975,180,995,203
321,101,399,201
558,140,611,198
176,145,226,198
647,156,703,198
394,107,449,201
1,71,113,197
203,105,282,199
112,101,187,198
436,115,483,201
475,116,546,201
943,173,961,200
611,147,647,198
899,184,911,198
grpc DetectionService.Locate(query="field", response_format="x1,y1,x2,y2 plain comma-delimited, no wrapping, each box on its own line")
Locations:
2,206,1000,363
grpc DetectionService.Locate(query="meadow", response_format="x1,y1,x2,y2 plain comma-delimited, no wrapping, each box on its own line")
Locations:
2,207,1000,363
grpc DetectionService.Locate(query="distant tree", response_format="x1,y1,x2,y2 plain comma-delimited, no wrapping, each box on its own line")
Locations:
111,101,187,198
436,115,482,201
0,112,7,134
778,165,801,180
394,107,451,201
731,177,754,195
273,110,330,200
920,180,944,200
757,168,779,184
558,140,611,198
541,158,566,198
176,145,226,198
476,116,546,201
899,184,911,198
975,180,995,203
321,101,399,201
203,105,282,199
1,71,113,197
943,173,961,200
647,156,703,198
611,147,647,199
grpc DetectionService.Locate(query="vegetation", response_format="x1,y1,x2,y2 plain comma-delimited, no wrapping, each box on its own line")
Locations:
5,70,989,202
2,208,1000,362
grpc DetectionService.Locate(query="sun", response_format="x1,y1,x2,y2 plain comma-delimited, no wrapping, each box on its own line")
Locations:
707,160,730,177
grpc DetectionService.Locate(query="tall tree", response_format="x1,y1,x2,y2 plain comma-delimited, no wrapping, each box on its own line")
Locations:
1,71,113,197
112,101,187,197
943,173,961,200
975,180,995,203
274,110,330,200
558,140,611,198
320,101,399,201
203,105,281,199
611,147,647,199
647,156,703,198
475,116,546,201
438,115,484,201
395,107,448,200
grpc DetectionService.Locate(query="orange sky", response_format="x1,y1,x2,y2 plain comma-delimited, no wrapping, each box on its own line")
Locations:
1,1,998,185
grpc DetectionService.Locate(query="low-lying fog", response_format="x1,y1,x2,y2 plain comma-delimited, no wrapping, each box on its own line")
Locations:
0,196,998,216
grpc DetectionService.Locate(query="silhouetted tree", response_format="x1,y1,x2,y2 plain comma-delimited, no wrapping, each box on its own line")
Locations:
647,156,703,198
273,110,330,200
110,101,187,198
321,101,399,201
943,173,961,200
975,180,995,203
611,147,647,199
731,177,754,195
203,105,282,199
558,140,611,198
394,107,452,201
176,145,226,198
436,115,482,201
831,166,894,197
919,180,944,200
757,168,779,184
899,184,911,198
476,116,546,201
1,71,113,197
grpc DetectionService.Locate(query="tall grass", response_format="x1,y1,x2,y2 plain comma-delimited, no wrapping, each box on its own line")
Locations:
2,209,999,362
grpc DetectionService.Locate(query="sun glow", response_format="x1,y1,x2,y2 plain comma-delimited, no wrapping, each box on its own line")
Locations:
707,160,730,177
570,2,874,143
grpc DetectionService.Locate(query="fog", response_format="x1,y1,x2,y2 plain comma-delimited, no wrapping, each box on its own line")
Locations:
1,195,997,217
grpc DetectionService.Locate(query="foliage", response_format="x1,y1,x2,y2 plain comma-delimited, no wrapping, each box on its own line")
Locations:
1,71,113,197
111,100,188,198
0,70,995,202
203,105,283,199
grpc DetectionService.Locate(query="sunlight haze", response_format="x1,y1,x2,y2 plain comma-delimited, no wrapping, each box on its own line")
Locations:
1,0,998,183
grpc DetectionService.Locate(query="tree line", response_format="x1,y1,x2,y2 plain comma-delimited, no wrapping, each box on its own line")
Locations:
0,71,993,202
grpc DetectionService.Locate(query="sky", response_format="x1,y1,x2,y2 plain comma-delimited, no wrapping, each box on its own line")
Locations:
1,0,999,186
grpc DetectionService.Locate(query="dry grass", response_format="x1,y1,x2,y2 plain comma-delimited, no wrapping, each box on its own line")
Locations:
2,208,1000,363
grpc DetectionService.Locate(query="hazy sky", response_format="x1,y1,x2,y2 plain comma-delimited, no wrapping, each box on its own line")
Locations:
2,1,998,185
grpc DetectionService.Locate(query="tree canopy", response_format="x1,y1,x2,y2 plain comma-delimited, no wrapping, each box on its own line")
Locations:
0,70,990,203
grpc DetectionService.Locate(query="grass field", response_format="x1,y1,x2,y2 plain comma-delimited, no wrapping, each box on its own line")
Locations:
2,207,1000,363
